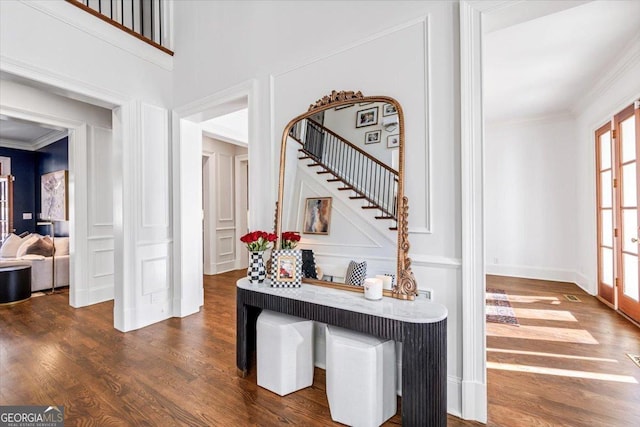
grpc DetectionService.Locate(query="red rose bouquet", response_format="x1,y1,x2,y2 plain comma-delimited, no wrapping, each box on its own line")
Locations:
240,230,277,252
281,231,301,249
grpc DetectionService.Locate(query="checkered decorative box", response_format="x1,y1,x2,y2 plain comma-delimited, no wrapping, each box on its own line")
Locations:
270,249,303,288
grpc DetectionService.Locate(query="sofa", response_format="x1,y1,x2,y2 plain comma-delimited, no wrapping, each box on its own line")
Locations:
0,233,70,292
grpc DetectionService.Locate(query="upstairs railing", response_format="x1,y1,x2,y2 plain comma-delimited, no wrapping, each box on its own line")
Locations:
66,0,173,55
290,119,398,220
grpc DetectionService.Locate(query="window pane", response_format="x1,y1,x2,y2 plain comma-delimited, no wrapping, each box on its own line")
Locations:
601,170,612,208
623,209,638,254
602,247,614,286
622,163,637,207
621,116,637,163
601,210,613,247
623,254,638,301
600,131,611,170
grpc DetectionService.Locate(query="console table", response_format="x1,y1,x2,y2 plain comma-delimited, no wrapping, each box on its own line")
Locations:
236,278,448,426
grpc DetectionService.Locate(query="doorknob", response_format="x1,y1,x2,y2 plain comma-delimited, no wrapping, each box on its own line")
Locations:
633,237,639,243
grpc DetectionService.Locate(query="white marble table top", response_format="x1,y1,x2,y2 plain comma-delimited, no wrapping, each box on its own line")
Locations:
237,278,447,324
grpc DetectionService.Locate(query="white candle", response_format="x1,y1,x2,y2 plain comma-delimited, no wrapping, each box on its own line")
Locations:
364,278,383,300
376,274,393,290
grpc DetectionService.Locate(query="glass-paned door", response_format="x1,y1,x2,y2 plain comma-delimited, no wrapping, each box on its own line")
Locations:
615,104,640,322
596,124,615,304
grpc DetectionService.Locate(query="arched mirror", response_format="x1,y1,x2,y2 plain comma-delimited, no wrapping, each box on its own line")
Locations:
275,90,417,300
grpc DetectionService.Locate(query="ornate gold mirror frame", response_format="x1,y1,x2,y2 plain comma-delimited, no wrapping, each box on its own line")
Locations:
275,90,417,300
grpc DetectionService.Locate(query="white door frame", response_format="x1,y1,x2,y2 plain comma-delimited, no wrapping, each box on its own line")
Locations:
201,151,215,275
235,153,249,270
172,79,257,305
0,106,86,306
1,58,129,324
459,0,504,422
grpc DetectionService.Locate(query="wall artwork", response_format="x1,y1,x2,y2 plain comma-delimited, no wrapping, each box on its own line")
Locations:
387,134,400,149
270,249,303,287
382,103,398,116
364,130,382,145
355,106,379,128
303,197,332,235
41,170,68,221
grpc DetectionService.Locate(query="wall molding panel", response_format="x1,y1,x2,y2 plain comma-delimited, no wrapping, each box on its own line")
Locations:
140,103,170,232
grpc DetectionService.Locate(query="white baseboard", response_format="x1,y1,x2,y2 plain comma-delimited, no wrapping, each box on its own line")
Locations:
88,284,114,305
447,376,463,418
573,272,594,295
486,263,575,283
461,379,486,422
486,264,596,296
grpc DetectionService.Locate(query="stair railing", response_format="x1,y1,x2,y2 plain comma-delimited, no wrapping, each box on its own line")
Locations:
290,118,398,220
66,0,173,55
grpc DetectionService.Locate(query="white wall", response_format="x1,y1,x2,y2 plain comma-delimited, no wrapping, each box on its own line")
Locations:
485,116,579,283
173,1,465,416
202,136,247,275
0,0,172,106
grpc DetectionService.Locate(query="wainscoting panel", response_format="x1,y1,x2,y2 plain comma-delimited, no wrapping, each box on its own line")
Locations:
140,243,171,296
216,228,236,272
85,124,115,306
87,237,115,304
140,103,169,234
88,126,114,233
216,153,234,223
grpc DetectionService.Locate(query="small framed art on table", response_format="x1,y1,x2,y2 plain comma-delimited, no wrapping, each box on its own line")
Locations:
270,249,303,287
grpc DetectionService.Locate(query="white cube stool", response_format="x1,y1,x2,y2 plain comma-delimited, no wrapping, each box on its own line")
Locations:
257,310,314,396
325,325,396,427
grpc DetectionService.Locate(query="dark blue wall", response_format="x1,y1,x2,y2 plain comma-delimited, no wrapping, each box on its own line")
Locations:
0,147,37,233
0,137,69,236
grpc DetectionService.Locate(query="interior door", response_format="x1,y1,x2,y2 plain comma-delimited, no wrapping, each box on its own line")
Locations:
596,124,615,305
615,103,640,322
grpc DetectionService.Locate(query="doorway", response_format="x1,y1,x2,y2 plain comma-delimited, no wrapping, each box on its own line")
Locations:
201,107,249,275
596,102,640,323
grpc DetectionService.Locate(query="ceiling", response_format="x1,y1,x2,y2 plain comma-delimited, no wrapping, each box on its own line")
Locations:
0,115,67,151
484,0,640,122
201,108,248,146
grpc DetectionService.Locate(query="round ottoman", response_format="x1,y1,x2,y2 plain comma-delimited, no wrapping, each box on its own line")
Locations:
0,265,32,305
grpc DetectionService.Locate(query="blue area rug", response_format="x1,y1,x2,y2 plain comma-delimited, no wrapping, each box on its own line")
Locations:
486,288,519,326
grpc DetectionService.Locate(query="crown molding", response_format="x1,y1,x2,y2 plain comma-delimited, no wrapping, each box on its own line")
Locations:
0,130,66,151
571,33,640,116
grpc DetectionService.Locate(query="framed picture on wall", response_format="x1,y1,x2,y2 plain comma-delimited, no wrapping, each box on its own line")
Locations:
382,103,398,116
364,130,382,145
303,197,332,235
387,134,400,149
41,170,68,221
355,106,379,128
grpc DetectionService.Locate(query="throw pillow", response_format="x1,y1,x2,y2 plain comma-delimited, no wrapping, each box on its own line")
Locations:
345,260,367,286
25,237,54,257
15,234,40,258
0,233,23,258
54,237,70,256
301,249,317,279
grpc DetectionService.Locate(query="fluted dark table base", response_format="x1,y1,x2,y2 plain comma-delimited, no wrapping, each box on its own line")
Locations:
236,287,447,427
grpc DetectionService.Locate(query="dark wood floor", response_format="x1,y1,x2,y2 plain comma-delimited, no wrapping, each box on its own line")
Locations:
2,272,637,426
0,270,477,426
487,275,640,427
